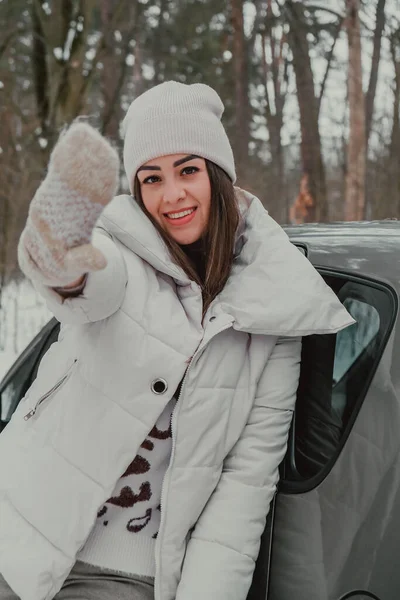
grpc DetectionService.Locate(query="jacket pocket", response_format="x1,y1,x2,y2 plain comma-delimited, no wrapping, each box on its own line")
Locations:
23,359,78,421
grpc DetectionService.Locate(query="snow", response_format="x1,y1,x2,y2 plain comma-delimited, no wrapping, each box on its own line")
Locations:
0,279,51,381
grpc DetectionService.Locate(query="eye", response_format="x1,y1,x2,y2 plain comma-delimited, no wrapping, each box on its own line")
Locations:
142,175,161,184
181,166,199,176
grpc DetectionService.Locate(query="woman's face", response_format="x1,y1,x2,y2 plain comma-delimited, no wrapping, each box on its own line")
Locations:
136,154,211,245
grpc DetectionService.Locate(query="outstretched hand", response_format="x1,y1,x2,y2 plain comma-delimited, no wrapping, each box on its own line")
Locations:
18,122,120,287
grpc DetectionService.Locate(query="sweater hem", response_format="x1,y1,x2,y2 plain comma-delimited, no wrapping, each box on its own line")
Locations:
77,525,156,577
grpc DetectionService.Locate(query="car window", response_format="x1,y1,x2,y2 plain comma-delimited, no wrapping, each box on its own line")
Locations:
0,358,34,423
0,319,60,428
284,275,396,484
333,298,380,385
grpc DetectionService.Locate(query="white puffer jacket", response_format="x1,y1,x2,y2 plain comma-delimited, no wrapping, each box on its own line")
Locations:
0,190,353,600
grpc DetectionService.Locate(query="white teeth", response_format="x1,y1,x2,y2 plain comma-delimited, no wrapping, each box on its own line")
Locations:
166,208,195,219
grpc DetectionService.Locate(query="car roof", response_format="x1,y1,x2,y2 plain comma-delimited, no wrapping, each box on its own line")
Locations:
283,220,400,292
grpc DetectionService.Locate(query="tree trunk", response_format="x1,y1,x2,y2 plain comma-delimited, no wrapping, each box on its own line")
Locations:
230,0,250,184
364,0,386,219
345,0,366,221
365,0,386,143
31,5,49,134
286,0,327,222
100,0,121,140
100,0,138,140
30,0,129,146
0,181,10,310
152,0,168,84
261,3,288,222
390,33,400,217
30,0,96,142
51,0,98,131
133,36,145,97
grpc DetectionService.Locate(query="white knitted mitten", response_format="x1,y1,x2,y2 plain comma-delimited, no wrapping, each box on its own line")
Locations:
18,123,120,287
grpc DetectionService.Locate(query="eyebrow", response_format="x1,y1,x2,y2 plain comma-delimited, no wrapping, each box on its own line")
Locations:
173,154,200,167
137,154,200,173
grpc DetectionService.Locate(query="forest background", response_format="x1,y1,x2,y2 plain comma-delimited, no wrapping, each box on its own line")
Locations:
0,0,399,292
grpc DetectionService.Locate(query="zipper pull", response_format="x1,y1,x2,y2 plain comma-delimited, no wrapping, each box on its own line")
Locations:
24,408,36,421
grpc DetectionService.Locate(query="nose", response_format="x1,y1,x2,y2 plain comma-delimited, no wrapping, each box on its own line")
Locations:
163,178,186,204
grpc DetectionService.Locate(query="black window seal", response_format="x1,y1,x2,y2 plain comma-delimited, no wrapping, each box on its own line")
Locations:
1,319,61,429
279,268,398,495
292,242,308,257
0,318,59,395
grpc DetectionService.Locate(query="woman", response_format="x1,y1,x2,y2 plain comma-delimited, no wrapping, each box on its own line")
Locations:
0,81,353,600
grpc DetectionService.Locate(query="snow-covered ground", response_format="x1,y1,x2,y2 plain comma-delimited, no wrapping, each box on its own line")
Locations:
0,280,51,381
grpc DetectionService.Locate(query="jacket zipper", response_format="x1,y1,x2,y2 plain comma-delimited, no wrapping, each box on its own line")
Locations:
24,359,77,421
154,320,233,600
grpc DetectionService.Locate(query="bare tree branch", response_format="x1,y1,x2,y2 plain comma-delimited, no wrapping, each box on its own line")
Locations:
302,4,344,20
317,16,343,117
0,27,20,59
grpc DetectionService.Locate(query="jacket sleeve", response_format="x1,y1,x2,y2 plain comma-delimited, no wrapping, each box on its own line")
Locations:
176,336,302,600
29,229,128,325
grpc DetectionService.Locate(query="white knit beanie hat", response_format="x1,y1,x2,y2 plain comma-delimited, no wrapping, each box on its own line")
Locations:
122,81,236,192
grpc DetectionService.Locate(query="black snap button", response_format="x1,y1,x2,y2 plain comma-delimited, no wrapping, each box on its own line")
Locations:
151,378,168,394
209,316,216,322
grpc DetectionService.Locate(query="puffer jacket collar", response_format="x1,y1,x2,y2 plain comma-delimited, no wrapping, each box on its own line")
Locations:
99,188,354,336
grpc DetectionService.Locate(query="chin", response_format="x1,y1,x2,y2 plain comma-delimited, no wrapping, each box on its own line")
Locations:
170,230,202,246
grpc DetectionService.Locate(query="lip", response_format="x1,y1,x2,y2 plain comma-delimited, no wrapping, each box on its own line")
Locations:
163,207,197,227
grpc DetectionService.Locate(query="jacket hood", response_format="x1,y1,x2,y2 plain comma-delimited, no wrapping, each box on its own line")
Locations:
99,189,354,336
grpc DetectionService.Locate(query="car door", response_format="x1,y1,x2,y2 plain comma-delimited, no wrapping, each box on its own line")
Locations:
267,271,398,600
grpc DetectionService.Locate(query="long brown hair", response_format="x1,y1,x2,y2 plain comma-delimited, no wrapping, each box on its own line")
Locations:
133,160,239,316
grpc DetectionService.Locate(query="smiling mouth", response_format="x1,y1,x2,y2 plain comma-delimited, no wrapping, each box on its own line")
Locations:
164,207,196,220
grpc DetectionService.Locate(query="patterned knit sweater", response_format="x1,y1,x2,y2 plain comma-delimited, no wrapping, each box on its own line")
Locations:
77,399,174,576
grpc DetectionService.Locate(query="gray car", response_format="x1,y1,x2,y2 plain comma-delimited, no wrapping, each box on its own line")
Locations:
1,221,399,600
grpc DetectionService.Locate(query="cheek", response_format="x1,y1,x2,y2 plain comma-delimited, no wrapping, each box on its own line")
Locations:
141,190,160,221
